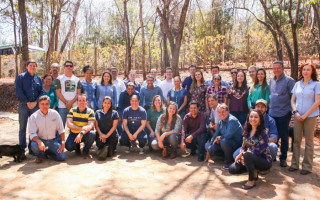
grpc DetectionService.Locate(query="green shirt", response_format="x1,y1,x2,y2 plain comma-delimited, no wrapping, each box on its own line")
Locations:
147,107,166,131
247,84,270,108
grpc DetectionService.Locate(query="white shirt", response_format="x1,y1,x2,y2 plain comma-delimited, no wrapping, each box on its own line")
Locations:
27,109,64,140
160,79,174,101
56,74,80,108
113,78,126,107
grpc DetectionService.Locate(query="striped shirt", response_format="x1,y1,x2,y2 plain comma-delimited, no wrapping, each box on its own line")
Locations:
67,107,95,133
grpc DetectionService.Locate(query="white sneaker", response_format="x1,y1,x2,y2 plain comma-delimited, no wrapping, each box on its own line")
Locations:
125,147,131,153
139,148,144,155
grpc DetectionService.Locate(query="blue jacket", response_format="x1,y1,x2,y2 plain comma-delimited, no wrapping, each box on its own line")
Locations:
15,71,43,103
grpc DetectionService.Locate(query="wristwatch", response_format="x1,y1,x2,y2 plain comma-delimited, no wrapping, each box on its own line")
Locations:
292,110,298,114
79,131,84,136
61,141,65,144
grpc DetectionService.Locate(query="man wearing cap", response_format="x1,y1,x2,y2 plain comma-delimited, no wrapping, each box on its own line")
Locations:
229,99,278,174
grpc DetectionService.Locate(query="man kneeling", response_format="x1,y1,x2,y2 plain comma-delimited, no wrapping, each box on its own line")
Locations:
205,104,243,169
28,95,66,163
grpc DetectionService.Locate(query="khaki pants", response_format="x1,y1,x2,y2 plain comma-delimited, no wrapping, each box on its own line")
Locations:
291,116,317,171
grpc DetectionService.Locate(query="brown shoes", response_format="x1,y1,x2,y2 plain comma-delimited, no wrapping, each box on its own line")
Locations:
300,169,311,175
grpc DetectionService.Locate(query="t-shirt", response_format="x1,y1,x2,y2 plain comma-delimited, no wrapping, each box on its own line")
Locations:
160,79,174,101
147,108,166,131
210,105,220,124
95,109,119,135
55,74,81,108
122,106,147,132
67,107,95,134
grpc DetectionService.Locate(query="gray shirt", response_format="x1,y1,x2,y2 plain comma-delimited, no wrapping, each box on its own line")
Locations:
269,73,295,117
27,109,64,140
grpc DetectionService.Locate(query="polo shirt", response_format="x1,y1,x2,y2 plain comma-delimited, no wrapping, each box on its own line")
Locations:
67,107,95,133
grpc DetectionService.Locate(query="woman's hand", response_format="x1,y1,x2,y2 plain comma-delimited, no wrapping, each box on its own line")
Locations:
235,153,242,163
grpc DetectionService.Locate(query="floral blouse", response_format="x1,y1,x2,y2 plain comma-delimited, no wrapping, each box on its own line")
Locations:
189,84,208,112
155,114,182,136
240,131,273,165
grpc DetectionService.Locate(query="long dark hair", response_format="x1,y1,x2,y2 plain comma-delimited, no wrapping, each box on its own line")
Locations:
101,71,113,85
243,109,265,138
160,101,178,131
190,70,205,93
102,96,113,126
250,68,268,95
230,70,247,95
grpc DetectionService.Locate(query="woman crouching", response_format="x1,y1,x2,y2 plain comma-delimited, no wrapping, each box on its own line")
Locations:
151,102,183,159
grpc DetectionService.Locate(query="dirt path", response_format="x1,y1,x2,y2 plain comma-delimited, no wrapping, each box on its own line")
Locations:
0,116,319,200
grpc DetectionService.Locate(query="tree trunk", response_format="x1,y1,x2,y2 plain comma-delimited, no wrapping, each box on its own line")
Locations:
18,0,29,70
148,17,157,73
139,0,146,80
39,2,44,48
157,0,191,76
46,0,57,72
311,4,320,59
124,0,131,78
10,0,19,78
59,0,81,54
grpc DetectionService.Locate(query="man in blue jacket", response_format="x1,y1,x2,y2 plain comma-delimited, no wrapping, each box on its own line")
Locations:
15,61,43,158
205,104,243,169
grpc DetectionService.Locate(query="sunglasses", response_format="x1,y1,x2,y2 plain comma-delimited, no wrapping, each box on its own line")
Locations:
65,65,73,68
213,78,221,81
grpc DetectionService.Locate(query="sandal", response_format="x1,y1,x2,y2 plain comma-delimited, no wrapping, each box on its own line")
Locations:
242,183,256,190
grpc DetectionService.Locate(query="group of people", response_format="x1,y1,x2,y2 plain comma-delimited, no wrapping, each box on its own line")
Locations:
15,60,319,190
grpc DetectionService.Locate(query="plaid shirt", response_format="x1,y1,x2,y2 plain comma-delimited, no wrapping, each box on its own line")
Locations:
206,85,228,104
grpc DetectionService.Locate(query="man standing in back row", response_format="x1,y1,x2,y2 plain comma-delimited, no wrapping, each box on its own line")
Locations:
54,61,81,126
269,61,295,167
15,61,43,157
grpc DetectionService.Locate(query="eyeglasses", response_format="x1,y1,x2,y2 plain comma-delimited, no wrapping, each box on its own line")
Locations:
65,65,73,68
231,72,237,74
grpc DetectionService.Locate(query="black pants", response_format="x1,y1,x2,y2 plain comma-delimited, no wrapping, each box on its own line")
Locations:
96,133,118,156
229,162,247,174
243,152,271,181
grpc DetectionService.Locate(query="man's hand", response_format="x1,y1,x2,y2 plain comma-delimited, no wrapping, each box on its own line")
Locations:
128,134,135,141
82,125,92,133
74,133,83,143
38,141,46,151
185,135,193,143
27,102,37,110
66,101,73,110
268,138,276,143
158,141,164,149
213,136,221,144
57,143,65,153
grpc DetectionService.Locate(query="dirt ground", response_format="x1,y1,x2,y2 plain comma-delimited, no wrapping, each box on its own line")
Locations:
0,115,319,200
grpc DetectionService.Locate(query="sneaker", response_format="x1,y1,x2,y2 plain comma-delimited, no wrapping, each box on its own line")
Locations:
125,147,131,154
190,149,196,156
139,148,144,155
97,146,109,161
35,157,42,163
280,159,287,167
223,164,231,170
21,153,27,160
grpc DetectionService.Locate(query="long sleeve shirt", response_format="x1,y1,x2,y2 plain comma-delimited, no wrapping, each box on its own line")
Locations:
139,85,164,107
211,114,243,145
264,114,278,141
96,84,117,109
15,71,43,103
118,90,139,116
182,112,206,141
247,84,270,108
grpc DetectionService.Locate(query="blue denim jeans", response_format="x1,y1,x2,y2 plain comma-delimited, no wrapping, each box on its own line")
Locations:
151,133,179,153
66,131,96,154
58,108,69,127
185,132,207,157
272,112,292,160
18,102,39,152
119,130,147,148
232,142,278,161
230,111,248,126
31,139,66,161
206,138,240,165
